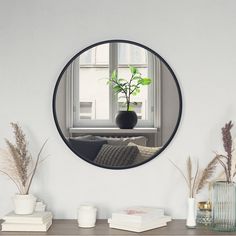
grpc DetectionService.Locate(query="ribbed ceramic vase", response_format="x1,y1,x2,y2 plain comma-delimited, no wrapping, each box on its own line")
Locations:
212,181,236,232
13,194,37,215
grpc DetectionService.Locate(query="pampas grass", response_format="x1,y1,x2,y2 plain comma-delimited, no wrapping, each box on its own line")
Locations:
215,121,234,183
169,155,219,197
196,155,219,194
169,121,236,196
0,122,48,194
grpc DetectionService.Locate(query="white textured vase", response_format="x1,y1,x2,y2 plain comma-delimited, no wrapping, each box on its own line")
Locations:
13,194,37,215
186,198,196,228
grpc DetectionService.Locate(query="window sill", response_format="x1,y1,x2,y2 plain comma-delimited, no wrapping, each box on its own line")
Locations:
69,127,158,134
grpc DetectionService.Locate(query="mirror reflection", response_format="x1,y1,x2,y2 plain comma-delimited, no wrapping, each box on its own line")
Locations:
53,40,182,169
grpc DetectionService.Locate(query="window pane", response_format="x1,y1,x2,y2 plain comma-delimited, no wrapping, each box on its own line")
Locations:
79,102,93,120
78,45,110,120
80,50,93,64
95,44,109,64
80,44,109,65
118,43,147,65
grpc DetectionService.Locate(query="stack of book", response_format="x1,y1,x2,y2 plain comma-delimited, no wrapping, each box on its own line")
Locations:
108,206,171,232
1,211,53,232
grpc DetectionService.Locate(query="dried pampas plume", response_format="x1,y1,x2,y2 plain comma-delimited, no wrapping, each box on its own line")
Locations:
0,122,48,194
196,155,219,194
215,121,234,183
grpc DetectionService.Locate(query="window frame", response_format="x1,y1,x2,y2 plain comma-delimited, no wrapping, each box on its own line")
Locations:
66,42,161,129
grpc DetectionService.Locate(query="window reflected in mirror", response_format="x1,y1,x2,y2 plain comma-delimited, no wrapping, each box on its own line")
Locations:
53,40,182,169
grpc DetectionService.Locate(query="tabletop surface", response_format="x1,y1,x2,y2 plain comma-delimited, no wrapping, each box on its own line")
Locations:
0,219,235,236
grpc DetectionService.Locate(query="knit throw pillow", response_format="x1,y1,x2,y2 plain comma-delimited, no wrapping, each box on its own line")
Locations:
94,144,139,167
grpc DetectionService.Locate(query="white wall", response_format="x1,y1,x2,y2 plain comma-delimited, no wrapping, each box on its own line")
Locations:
0,0,236,219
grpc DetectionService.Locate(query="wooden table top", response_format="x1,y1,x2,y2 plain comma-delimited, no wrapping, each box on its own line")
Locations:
0,219,235,236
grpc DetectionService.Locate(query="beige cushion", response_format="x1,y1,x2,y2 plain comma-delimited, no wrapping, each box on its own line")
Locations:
94,136,147,146
128,142,161,164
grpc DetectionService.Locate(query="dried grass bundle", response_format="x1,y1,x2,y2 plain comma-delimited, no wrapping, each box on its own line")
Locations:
0,123,48,194
169,121,236,196
169,155,220,197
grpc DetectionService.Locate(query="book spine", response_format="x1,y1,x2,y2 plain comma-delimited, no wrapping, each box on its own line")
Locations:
112,215,168,223
1,220,52,232
111,213,167,223
3,216,52,224
109,222,167,232
109,217,171,227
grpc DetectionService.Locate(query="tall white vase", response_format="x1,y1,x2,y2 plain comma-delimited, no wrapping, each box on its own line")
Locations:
186,198,196,228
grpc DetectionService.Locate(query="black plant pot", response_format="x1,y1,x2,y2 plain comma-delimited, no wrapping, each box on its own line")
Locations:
115,111,138,129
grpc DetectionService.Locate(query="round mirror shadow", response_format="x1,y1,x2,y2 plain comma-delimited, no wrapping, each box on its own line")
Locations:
53,40,182,169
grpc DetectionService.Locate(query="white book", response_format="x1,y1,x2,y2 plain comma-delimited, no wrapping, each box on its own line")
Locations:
1,219,52,232
109,221,167,232
111,206,164,223
108,215,171,227
3,211,53,224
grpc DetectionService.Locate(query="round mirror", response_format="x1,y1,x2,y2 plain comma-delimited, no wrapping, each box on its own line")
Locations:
53,40,182,169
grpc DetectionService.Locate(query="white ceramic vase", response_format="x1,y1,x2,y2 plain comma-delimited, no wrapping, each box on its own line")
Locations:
186,198,196,228
77,205,97,228
13,194,37,215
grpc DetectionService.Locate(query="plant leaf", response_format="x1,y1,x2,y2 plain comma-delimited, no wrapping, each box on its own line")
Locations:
132,88,140,96
132,76,142,80
113,85,122,93
111,70,117,80
139,78,152,85
118,78,127,83
129,65,138,75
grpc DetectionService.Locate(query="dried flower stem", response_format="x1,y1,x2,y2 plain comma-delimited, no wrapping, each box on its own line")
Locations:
0,169,21,193
25,139,48,194
169,157,199,198
192,160,199,197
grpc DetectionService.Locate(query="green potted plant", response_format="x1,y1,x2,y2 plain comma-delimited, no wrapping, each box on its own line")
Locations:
107,66,151,129
0,123,48,214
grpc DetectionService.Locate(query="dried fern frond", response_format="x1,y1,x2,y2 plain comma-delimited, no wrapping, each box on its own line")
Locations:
196,155,219,194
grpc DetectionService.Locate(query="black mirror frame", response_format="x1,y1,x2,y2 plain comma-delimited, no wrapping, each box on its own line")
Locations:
52,39,183,170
